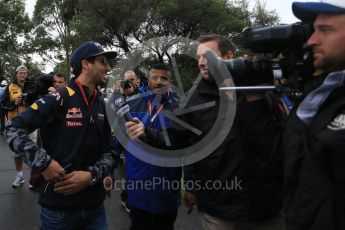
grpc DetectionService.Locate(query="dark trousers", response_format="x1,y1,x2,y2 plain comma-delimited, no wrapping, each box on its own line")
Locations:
129,207,178,230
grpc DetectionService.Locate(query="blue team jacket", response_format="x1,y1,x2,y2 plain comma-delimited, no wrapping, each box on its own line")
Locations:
125,87,182,213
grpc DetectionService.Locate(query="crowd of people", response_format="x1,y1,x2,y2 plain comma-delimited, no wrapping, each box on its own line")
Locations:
0,1,345,230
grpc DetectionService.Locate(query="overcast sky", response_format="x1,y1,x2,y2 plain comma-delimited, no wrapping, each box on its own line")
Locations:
253,0,313,23
24,0,312,24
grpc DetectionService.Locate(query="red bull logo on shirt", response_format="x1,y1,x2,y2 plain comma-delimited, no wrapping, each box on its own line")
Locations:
66,107,83,119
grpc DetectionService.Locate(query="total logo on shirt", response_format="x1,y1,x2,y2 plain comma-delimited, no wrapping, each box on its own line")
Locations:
66,121,83,127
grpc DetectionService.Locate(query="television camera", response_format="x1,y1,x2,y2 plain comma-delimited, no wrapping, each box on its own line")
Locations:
209,22,316,95
23,73,54,105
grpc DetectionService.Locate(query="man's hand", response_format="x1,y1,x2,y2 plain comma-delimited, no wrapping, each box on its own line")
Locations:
114,80,123,94
124,87,135,96
126,117,145,139
103,176,113,198
222,79,235,101
54,171,92,196
48,87,57,93
41,159,65,183
244,92,265,102
183,191,197,215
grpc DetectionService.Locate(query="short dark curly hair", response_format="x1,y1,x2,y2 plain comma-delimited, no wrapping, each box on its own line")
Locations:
197,34,235,56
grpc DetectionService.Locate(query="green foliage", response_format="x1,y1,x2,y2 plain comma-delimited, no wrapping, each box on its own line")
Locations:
0,0,31,80
68,0,254,86
169,53,199,92
251,0,280,27
54,60,70,77
23,58,41,76
30,0,79,76
73,0,148,52
4,0,280,87
72,0,256,52
148,0,237,38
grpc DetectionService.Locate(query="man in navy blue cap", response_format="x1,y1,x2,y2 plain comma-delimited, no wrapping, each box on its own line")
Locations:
284,1,345,230
70,41,117,83
5,41,117,229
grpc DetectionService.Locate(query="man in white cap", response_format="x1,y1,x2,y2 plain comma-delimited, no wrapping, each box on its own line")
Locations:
284,1,345,229
0,79,8,87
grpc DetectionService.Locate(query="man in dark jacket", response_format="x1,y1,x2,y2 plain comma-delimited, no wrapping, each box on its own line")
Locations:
126,34,284,230
5,41,117,229
284,1,345,230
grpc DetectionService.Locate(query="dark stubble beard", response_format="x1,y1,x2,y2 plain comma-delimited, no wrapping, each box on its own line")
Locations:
316,55,345,73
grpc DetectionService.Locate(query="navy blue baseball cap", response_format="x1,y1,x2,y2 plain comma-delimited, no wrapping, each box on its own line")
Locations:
293,0,345,22
70,41,117,67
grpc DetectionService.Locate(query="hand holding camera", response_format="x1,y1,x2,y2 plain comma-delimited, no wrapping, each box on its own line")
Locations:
114,79,135,96
113,80,123,94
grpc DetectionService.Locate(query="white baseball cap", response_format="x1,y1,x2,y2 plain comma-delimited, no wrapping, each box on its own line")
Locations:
15,65,28,72
1,80,8,86
293,0,345,21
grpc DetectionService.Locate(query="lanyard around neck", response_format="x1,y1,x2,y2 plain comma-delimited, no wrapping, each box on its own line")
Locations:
148,100,164,124
75,79,97,111
75,79,97,123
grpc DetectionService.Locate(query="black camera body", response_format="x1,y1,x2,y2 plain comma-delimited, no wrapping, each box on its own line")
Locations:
23,73,54,105
210,22,314,89
242,22,311,54
120,79,133,90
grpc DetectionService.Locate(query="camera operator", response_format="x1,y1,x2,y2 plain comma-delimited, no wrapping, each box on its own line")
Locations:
0,65,35,188
2,66,27,120
126,34,284,230
284,1,345,230
114,70,140,98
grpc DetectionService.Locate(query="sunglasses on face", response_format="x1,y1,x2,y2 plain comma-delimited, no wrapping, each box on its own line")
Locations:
95,56,110,65
86,56,110,65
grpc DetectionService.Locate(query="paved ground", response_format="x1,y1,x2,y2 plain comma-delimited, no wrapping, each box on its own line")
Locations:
0,137,202,230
